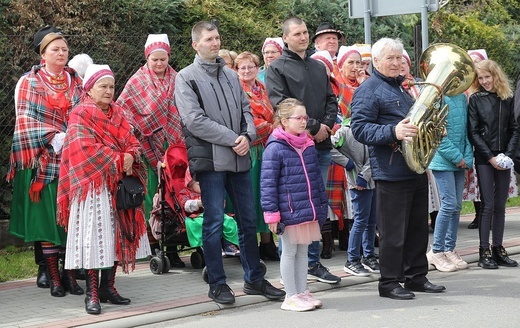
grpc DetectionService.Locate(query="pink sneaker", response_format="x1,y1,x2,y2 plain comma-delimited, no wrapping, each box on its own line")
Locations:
281,294,315,312
298,290,323,308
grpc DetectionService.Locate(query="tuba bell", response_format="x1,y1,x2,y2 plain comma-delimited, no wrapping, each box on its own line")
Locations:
402,43,476,174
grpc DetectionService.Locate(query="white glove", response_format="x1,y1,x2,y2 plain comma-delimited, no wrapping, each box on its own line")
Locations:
51,132,66,154
496,153,514,169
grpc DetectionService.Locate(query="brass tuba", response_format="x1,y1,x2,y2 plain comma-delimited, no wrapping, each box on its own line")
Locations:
402,43,476,174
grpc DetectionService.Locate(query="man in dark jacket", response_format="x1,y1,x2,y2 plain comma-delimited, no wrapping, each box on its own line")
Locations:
350,37,445,300
175,21,285,305
266,16,340,285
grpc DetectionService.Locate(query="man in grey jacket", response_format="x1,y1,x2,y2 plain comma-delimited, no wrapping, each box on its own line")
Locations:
174,21,285,305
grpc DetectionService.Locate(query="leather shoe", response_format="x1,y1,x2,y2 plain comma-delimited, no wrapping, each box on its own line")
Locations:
404,281,446,293
244,279,286,300
379,286,415,300
208,284,235,304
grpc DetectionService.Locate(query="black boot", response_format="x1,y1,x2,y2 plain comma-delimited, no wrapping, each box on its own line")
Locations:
320,231,333,259
36,262,50,288
75,269,86,280
259,240,280,261
62,269,85,295
491,245,518,267
478,247,498,269
44,255,66,297
85,269,101,314
468,202,480,229
167,249,186,268
99,264,131,305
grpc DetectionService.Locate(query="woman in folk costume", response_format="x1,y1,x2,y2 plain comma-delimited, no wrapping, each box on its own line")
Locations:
234,51,279,260
7,26,84,298
311,50,353,255
57,64,150,315
116,34,185,266
257,37,284,85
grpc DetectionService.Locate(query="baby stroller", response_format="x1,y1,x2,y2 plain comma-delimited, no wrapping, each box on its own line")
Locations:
148,143,205,274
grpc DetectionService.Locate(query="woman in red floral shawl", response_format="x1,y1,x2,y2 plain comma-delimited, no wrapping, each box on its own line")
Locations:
7,26,84,298
57,64,149,315
116,34,185,266
234,51,279,260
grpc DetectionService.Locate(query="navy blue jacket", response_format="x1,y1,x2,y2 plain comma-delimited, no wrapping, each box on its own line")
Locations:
260,131,328,227
350,69,419,181
266,48,338,150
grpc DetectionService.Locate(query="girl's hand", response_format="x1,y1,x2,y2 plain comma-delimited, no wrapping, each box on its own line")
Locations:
268,222,278,235
489,156,507,170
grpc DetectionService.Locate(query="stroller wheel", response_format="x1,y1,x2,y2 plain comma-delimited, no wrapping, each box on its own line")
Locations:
162,255,171,273
260,259,267,275
202,266,209,283
150,256,164,274
190,251,204,269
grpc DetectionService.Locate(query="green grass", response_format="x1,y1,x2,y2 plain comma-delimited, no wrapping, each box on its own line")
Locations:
0,245,36,283
2,196,520,283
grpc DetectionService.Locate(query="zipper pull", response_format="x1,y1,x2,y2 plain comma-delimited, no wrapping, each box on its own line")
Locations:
397,100,400,106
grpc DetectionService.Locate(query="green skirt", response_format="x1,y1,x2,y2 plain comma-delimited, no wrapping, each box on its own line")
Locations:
9,169,67,245
145,161,159,223
250,144,269,233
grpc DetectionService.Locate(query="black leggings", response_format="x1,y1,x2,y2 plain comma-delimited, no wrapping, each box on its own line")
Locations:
476,165,510,248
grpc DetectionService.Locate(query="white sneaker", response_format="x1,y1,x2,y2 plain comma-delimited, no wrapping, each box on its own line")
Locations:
281,294,315,312
426,249,457,272
298,290,323,308
445,250,469,270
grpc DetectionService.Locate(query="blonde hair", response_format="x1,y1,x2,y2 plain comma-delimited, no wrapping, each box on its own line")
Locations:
475,59,513,100
274,98,305,128
219,49,238,65
234,51,260,70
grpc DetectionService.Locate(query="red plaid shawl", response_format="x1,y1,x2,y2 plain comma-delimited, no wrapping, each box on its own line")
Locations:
7,66,82,194
57,98,146,273
241,80,274,146
116,65,184,168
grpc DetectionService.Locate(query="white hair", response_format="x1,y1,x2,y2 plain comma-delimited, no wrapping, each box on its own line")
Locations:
68,53,94,79
371,38,404,61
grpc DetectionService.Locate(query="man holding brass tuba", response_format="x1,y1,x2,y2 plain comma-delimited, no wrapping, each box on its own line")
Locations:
350,37,445,300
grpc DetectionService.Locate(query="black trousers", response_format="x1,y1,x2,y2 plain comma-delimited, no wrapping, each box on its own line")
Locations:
376,174,429,293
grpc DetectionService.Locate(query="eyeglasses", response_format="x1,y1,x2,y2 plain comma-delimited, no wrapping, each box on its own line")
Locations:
263,51,280,55
287,116,309,122
237,65,257,71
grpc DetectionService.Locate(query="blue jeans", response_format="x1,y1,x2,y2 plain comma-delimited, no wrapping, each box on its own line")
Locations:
431,170,465,252
347,188,377,262
308,148,331,266
197,171,263,287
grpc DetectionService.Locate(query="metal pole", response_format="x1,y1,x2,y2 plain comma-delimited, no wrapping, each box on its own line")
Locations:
421,0,429,52
364,0,371,44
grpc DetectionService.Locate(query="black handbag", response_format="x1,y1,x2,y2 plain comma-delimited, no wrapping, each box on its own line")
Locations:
116,176,145,210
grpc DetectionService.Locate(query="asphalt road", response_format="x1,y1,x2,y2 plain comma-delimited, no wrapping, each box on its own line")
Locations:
140,254,520,328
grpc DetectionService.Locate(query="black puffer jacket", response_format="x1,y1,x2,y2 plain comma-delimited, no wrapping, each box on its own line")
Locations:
467,91,519,165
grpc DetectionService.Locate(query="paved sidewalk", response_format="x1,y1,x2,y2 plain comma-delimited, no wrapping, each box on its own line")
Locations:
2,209,520,328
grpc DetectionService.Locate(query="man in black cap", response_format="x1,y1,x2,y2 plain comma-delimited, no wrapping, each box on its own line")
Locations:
313,22,348,85
267,16,341,285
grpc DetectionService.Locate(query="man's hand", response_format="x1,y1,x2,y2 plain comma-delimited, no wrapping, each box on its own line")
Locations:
314,124,331,143
232,135,250,156
395,117,418,142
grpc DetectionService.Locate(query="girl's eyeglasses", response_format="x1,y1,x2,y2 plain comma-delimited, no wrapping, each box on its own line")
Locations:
287,116,309,122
